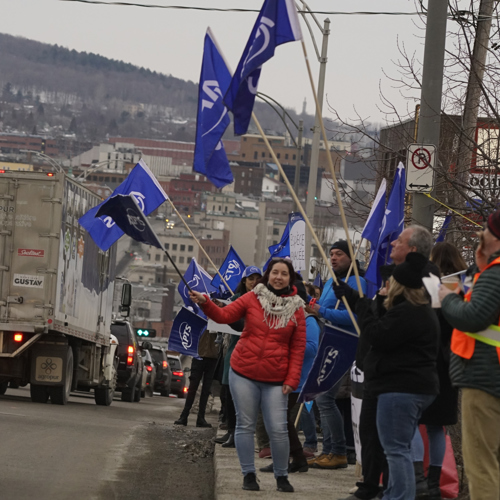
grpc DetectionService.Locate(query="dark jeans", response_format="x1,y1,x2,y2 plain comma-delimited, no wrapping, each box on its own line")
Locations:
287,392,305,460
181,357,217,418
222,383,236,432
355,395,388,500
317,383,347,455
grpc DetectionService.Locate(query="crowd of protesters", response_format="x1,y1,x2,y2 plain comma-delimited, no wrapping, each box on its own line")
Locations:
174,208,500,500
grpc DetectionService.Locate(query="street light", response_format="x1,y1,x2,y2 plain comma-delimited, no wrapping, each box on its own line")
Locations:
76,159,130,182
20,149,65,174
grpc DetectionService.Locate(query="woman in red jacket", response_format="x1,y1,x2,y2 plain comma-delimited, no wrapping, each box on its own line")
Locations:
190,258,306,493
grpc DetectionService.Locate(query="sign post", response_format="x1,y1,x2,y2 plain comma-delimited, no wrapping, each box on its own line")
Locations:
406,144,436,193
289,212,306,272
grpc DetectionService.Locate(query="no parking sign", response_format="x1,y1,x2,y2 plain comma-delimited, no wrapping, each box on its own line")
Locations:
406,144,436,192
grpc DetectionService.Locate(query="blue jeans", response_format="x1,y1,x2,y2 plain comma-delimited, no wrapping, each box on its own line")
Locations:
300,406,318,450
229,369,289,477
377,392,436,500
411,424,446,466
317,384,346,455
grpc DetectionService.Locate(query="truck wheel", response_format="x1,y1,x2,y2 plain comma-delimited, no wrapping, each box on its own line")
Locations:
0,381,8,395
9,380,20,389
134,385,141,402
49,347,74,405
121,381,136,402
30,384,49,403
95,359,117,406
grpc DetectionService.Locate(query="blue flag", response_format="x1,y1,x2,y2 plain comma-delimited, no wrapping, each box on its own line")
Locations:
435,214,452,243
168,307,208,357
79,159,168,251
211,246,246,294
224,0,302,135
194,28,233,188
298,323,358,403
178,258,212,315
364,163,406,297
95,194,163,250
361,178,387,246
263,221,290,270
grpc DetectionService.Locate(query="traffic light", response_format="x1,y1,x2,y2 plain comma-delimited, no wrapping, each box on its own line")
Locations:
135,328,156,338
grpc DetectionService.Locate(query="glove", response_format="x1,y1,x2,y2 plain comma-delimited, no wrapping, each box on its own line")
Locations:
332,280,360,309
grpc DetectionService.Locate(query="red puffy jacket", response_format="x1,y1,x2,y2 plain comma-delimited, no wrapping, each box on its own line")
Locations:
201,287,306,390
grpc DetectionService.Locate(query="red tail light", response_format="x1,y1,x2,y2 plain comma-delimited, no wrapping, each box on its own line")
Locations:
127,356,134,366
183,386,188,393
172,371,184,377
0,169,5,173
127,345,135,354
162,360,168,368
47,172,55,177
146,365,153,372
14,333,23,342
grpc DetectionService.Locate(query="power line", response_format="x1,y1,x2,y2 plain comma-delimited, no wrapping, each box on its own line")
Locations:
58,0,423,16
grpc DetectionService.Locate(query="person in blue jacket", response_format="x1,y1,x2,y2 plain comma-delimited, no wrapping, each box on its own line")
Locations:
307,240,366,470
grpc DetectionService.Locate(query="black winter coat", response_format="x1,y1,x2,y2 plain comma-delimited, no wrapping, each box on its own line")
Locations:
356,296,440,396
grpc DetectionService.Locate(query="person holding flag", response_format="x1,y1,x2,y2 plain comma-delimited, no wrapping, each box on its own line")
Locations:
189,258,306,493
307,240,366,471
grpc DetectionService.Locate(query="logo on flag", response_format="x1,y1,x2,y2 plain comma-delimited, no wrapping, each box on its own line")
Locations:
212,246,246,293
168,307,208,357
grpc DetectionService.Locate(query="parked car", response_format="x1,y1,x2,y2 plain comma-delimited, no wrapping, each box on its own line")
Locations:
150,345,172,396
167,355,188,398
111,321,144,402
139,347,156,398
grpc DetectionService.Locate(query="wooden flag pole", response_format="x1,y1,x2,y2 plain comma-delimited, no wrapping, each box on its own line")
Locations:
166,198,234,295
299,39,364,298
251,111,360,335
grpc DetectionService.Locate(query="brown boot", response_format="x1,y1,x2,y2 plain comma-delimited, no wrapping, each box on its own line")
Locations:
307,453,327,465
313,453,348,469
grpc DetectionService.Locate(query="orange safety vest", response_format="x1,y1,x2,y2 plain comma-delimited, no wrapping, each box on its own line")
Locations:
450,256,500,363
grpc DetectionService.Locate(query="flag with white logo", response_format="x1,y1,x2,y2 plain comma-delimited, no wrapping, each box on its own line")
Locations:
364,163,406,297
263,221,290,270
298,323,358,403
178,257,211,316
194,28,234,188
95,194,163,249
211,246,246,294
435,213,452,243
79,159,168,251
168,307,208,357
224,0,302,135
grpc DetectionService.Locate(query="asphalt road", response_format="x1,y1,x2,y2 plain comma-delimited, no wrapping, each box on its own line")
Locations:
0,387,216,500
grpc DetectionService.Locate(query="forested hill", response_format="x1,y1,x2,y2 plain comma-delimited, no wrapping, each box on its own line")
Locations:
0,32,198,115
0,33,318,142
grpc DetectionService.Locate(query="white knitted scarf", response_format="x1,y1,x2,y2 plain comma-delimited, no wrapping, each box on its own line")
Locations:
253,283,304,329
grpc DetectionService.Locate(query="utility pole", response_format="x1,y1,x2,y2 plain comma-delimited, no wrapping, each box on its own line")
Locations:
304,18,330,276
454,0,495,198
293,119,304,212
412,1,448,230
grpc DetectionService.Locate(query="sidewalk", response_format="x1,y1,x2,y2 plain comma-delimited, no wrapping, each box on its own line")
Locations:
213,430,360,499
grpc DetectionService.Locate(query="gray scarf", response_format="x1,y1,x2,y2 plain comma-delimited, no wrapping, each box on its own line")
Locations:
253,283,304,329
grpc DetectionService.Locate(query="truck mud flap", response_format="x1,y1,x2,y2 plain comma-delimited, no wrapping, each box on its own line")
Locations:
30,340,69,386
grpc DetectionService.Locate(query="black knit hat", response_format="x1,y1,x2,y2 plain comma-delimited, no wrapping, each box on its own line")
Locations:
392,252,428,289
330,240,350,257
487,210,500,239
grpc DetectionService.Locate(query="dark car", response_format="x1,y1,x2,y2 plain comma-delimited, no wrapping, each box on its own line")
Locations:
111,321,144,402
150,345,172,396
167,354,188,398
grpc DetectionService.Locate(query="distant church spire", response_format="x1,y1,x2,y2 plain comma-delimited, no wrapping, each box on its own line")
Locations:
302,97,307,115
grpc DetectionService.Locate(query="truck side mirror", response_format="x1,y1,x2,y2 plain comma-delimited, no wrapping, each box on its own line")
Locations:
121,283,132,307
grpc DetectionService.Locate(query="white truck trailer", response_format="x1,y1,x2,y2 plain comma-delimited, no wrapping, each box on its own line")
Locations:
0,171,122,405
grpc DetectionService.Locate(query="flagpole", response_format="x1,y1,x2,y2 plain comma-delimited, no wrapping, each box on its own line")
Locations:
166,198,234,295
294,403,304,428
299,39,364,298
163,247,192,292
251,111,360,335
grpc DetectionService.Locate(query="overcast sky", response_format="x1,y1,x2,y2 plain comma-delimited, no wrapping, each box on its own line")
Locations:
0,0,448,125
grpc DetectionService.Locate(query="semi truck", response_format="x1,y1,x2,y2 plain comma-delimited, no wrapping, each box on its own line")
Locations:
0,170,125,405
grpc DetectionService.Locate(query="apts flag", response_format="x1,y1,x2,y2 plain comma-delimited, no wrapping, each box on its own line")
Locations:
211,246,245,294
224,0,302,135
364,163,406,297
193,28,234,188
178,258,212,316
95,194,163,250
79,159,168,251
298,323,358,403
263,221,290,270
168,307,208,358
